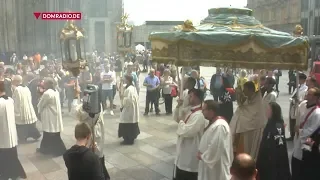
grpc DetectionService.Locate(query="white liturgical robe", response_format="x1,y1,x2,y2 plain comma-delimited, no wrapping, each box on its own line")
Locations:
0,96,18,148
13,86,38,125
173,89,191,122
175,105,207,174
263,91,277,104
119,85,139,123
38,89,63,132
198,119,233,180
293,106,320,160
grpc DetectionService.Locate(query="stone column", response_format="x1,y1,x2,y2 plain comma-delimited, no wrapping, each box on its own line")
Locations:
88,19,95,51
105,18,112,53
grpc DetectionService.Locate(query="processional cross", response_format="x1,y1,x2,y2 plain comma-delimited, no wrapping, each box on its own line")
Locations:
274,128,285,145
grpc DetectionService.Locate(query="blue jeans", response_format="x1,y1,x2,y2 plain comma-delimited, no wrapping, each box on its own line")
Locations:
101,89,114,110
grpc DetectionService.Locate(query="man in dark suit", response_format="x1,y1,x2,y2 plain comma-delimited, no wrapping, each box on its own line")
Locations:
210,68,228,101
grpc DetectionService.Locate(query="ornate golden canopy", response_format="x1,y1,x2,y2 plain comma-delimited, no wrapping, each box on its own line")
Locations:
173,20,197,32
149,7,309,70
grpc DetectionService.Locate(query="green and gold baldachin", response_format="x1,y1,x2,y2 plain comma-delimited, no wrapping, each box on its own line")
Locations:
149,7,309,70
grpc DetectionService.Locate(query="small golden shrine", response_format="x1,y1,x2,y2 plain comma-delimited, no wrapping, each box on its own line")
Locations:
59,20,87,76
117,13,133,51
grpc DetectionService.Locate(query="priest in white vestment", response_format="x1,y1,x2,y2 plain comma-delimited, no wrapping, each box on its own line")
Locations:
37,77,66,156
230,81,267,159
75,104,110,179
12,75,41,142
174,88,207,180
0,81,26,179
118,75,140,145
198,100,233,180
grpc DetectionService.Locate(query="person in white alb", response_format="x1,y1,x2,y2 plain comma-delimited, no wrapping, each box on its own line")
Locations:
37,77,66,156
12,75,41,142
173,88,207,180
198,100,233,180
291,87,320,180
173,77,197,122
0,81,27,180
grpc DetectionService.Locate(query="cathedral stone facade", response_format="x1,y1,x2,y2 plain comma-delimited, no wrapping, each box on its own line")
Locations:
0,0,122,56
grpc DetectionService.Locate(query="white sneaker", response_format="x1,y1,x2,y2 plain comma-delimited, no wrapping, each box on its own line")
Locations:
110,110,114,116
103,110,107,115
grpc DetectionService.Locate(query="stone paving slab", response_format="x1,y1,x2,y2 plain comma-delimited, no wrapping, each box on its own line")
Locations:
17,105,179,180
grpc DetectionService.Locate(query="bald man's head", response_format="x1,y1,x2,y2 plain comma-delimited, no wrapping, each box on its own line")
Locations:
231,153,257,180
12,75,23,85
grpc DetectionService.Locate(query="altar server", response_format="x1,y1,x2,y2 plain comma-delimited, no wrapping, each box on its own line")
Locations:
173,77,196,122
118,75,140,145
198,100,233,180
173,88,207,180
0,81,26,180
12,75,41,142
37,77,66,156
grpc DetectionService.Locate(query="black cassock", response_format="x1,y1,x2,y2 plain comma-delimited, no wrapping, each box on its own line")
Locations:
256,120,291,180
218,79,234,123
301,126,320,180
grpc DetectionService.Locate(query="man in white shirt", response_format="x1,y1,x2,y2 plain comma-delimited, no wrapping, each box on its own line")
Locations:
292,87,320,180
198,100,233,180
101,65,115,115
173,88,207,180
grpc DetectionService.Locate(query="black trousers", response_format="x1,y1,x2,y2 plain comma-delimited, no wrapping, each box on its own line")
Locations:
173,166,198,180
163,94,173,114
0,147,26,179
113,85,117,98
145,90,159,114
211,88,222,101
39,132,66,157
291,156,302,180
289,118,296,139
100,156,110,180
289,85,296,94
16,123,41,141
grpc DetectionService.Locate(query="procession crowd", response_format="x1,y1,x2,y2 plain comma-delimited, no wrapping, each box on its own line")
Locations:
0,52,319,180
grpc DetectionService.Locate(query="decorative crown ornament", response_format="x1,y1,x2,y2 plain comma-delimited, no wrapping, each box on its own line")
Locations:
173,20,197,32
293,24,303,36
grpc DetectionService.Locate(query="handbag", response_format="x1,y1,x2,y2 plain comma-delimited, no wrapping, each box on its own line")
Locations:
171,85,178,97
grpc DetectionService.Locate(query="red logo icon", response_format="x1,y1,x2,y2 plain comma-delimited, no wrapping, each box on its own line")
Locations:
33,12,41,19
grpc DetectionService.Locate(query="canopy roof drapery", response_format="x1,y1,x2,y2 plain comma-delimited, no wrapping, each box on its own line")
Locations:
149,7,309,70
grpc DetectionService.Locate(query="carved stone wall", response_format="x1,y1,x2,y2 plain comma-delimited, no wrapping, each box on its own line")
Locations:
0,0,17,53
247,0,301,33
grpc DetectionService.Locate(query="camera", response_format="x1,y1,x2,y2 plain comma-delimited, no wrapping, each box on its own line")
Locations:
83,84,101,116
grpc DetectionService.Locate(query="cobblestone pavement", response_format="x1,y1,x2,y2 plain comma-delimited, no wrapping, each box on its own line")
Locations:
16,67,295,180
